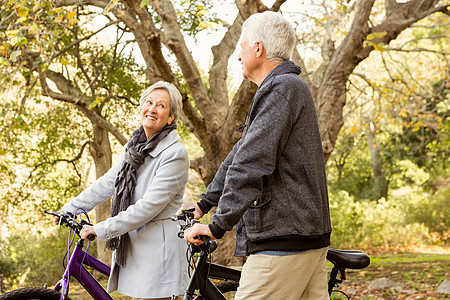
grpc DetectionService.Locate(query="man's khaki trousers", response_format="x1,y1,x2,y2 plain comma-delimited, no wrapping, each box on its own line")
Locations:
235,247,329,300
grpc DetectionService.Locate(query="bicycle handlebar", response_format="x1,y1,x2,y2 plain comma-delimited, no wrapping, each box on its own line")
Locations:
44,210,96,241
172,208,211,243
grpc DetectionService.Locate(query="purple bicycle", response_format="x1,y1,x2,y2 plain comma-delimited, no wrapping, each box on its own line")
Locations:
0,210,112,300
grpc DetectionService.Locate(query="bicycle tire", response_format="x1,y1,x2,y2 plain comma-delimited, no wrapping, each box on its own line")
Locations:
215,280,239,293
0,287,70,300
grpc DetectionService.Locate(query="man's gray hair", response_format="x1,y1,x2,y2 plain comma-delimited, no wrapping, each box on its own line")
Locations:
139,81,183,124
240,11,296,62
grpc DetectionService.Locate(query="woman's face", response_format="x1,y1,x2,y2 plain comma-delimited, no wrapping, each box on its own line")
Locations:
140,88,175,138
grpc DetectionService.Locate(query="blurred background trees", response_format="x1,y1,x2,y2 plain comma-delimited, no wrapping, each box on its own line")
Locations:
0,0,448,290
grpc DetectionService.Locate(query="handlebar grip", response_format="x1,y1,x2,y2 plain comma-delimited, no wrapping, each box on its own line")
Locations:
195,235,211,243
44,210,60,217
87,234,96,241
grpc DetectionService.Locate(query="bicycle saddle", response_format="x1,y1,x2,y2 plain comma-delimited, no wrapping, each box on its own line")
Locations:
327,248,370,269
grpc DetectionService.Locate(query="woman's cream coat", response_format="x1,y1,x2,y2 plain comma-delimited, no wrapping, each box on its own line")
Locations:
62,130,189,298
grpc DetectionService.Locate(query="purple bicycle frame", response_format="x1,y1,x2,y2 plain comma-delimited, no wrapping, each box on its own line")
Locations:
53,239,112,300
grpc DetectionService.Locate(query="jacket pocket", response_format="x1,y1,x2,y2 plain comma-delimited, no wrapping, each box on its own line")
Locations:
243,191,274,234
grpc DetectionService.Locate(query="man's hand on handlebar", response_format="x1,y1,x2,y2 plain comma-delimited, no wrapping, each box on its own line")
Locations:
176,202,204,220
184,223,215,246
80,225,97,241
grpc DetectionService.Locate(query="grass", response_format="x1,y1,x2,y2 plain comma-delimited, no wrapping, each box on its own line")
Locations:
331,250,450,300
61,249,449,299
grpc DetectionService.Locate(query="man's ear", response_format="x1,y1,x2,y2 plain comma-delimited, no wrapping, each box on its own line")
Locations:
255,41,264,57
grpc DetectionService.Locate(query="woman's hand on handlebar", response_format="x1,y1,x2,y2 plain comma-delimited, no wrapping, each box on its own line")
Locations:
184,223,214,246
177,202,204,220
80,225,97,241
53,210,65,225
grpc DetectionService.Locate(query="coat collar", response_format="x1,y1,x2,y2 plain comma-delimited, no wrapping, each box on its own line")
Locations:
148,129,180,158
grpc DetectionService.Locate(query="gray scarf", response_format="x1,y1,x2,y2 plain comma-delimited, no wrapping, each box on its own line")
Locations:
106,123,176,267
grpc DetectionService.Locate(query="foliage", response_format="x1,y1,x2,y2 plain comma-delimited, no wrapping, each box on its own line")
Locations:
329,186,449,249
0,0,148,225
328,11,449,201
0,224,98,290
404,187,450,244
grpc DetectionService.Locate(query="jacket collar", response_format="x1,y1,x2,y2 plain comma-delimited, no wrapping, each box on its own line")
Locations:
148,130,180,157
259,60,302,88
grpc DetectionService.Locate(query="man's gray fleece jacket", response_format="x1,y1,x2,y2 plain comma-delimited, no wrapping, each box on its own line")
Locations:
198,61,332,256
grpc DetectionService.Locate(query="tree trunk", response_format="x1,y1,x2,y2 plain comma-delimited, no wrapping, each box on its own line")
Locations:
365,122,388,200
89,124,113,265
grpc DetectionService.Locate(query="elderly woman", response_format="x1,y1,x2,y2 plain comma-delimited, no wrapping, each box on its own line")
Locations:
56,81,189,299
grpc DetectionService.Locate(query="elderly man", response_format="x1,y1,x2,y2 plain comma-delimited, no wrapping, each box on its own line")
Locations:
184,11,332,300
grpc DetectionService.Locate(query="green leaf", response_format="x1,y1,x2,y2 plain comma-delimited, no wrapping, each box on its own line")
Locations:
140,0,150,8
10,50,21,62
28,25,39,34
17,6,28,18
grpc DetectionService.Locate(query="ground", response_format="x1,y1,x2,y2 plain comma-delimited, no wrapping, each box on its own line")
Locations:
332,246,449,300
65,246,449,300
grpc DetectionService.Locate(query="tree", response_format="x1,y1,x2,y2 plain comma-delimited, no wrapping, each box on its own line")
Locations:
1,0,447,265
0,0,146,263
329,10,449,200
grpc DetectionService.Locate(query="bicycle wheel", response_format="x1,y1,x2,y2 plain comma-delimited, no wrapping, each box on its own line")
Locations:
215,280,239,293
0,287,70,300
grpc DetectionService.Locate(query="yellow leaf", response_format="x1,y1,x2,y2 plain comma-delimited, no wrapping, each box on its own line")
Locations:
372,43,385,51
17,6,28,18
199,22,213,29
6,29,20,37
15,16,27,24
54,15,64,23
33,4,41,13
66,11,76,20
60,57,69,65
366,31,387,40
196,9,208,17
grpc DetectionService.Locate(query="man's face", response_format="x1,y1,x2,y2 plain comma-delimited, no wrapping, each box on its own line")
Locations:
238,40,258,81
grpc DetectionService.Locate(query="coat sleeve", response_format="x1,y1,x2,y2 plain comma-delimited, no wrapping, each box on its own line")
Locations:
211,87,299,233
61,153,124,215
93,146,189,242
197,139,241,213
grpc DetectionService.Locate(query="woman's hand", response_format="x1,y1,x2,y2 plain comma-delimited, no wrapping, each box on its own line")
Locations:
80,225,97,241
184,223,214,246
177,202,204,220
53,209,65,225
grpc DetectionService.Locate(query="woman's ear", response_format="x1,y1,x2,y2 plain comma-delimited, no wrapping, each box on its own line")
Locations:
168,115,175,125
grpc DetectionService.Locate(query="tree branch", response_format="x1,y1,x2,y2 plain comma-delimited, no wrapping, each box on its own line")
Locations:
210,14,244,112
39,69,128,145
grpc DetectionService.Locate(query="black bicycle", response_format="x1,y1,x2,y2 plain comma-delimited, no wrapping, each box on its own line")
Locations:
173,208,370,300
